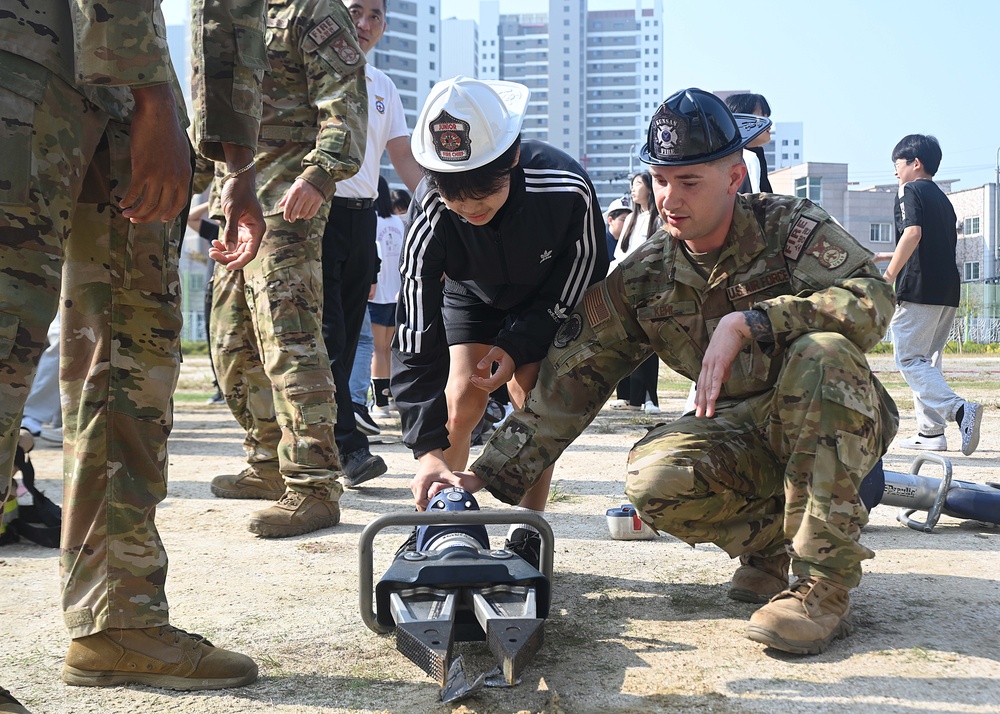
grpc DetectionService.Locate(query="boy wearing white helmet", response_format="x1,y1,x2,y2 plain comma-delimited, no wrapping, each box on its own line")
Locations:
393,76,608,562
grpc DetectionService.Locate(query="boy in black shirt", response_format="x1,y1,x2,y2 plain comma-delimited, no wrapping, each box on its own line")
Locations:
878,134,982,455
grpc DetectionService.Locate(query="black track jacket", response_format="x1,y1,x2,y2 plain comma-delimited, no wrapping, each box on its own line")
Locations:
391,140,608,457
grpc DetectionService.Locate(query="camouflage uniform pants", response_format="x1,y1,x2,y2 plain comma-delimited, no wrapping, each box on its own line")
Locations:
210,213,343,496
1,71,181,637
627,332,888,588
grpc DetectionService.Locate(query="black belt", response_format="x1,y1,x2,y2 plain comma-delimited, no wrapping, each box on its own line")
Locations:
330,196,374,210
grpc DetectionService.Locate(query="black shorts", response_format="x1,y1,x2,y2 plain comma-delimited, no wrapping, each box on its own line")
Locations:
368,301,396,327
442,279,515,347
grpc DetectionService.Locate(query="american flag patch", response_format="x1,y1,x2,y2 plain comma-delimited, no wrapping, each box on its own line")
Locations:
584,288,610,328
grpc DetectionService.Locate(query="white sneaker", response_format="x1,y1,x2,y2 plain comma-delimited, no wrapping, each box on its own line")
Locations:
38,425,63,446
958,401,983,456
643,401,662,415
369,404,392,419
898,434,947,451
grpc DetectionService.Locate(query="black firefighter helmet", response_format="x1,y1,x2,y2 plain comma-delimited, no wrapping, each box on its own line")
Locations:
639,88,772,167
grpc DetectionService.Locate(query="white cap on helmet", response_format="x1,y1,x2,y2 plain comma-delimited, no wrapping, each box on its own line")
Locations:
603,197,631,221
411,76,530,173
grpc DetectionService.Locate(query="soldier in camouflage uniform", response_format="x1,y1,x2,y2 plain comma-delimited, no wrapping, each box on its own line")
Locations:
207,0,368,538
422,89,899,656
0,0,268,700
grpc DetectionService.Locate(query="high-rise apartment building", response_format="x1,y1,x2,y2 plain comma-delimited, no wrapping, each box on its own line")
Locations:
482,1,664,208
370,0,441,185
767,122,805,170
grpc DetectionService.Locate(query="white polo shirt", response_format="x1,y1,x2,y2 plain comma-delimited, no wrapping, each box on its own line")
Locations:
336,65,409,200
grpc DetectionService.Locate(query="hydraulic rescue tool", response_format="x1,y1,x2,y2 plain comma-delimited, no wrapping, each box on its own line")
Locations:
359,488,553,702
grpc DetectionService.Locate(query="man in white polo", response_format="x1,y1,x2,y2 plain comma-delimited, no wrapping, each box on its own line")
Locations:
321,0,423,486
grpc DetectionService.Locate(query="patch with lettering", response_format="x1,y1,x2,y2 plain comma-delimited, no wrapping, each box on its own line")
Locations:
726,267,791,300
430,110,471,163
805,236,848,269
583,288,611,328
553,313,583,348
783,216,819,260
331,36,361,65
307,16,340,47
637,301,698,321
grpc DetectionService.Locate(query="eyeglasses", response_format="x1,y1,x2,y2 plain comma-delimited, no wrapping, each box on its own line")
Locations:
893,158,913,169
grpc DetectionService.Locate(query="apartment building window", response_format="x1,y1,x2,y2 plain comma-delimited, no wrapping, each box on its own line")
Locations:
429,43,435,51
869,223,893,243
793,153,799,160
429,61,435,70
429,6,435,13
964,261,981,281
782,139,788,146
794,177,821,204
964,216,981,235
794,139,799,146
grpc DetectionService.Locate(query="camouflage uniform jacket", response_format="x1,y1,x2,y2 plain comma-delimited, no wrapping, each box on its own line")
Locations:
193,0,269,161
0,0,173,120
472,194,898,505
253,0,367,213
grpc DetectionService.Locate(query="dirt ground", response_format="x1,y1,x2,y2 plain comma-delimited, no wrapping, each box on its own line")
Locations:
3,355,1000,714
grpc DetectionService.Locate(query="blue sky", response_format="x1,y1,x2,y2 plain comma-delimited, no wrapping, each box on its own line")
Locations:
442,0,1000,190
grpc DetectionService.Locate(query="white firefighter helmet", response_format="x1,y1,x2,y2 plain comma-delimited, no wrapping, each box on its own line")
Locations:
411,76,530,173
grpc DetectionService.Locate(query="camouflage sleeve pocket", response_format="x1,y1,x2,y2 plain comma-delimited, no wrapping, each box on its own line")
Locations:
232,24,268,120
551,331,600,377
0,62,47,206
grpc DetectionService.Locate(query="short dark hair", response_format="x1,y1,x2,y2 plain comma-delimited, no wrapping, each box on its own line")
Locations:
892,134,942,176
390,188,411,214
424,135,521,202
375,176,393,218
725,92,770,117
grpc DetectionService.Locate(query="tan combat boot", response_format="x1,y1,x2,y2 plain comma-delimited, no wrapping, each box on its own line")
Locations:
210,466,283,500
746,577,852,654
247,489,340,537
62,625,257,690
728,551,790,604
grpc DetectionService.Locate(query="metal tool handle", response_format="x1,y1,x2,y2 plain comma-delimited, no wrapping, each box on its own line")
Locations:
897,452,953,533
359,510,555,634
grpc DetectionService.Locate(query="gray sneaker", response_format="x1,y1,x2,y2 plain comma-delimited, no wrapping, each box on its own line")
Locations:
958,401,983,456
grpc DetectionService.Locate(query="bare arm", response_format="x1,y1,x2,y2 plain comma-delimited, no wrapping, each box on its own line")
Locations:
386,136,423,193
882,225,921,282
